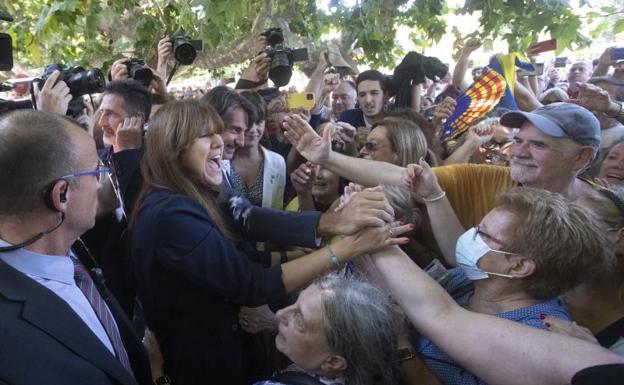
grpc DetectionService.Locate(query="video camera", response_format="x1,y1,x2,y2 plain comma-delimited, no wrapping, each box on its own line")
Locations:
261,28,308,87
171,33,203,65
38,64,106,117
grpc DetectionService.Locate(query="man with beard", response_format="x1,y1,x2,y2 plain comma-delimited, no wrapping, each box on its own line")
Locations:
283,102,600,258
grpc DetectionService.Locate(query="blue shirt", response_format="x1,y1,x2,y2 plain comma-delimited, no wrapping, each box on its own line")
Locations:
0,239,115,355
415,267,570,385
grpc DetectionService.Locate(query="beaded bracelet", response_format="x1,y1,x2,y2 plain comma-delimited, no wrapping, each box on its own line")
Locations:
327,245,342,269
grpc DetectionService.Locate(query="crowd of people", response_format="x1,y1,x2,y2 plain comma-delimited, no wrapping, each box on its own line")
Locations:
1,30,624,385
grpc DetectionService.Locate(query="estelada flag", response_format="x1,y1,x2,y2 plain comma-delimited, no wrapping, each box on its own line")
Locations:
440,68,506,143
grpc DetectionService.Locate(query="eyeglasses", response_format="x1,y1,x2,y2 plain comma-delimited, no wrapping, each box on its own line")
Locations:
363,141,380,151
60,163,111,182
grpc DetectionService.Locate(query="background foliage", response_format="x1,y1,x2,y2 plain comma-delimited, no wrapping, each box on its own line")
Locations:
1,0,622,75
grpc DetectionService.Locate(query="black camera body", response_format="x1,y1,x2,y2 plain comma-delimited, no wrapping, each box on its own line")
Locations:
171,33,203,65
38,64,106,117
261,28,308,87
125,58,153,87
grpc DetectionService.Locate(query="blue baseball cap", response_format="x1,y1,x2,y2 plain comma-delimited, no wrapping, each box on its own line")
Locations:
500,102,600,150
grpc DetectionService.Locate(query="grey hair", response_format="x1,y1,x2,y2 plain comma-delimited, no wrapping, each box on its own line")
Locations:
316,273,400,385
0,110,76,215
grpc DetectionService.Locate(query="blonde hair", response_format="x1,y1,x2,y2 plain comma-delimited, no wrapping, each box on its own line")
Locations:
576,188,624,287
495,187,614,299
371,117,428,167
135,99,233,239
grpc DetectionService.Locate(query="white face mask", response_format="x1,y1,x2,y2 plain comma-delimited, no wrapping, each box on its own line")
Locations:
455,227,515,281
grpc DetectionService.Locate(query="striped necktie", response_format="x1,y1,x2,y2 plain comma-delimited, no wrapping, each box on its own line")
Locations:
72,258,133,375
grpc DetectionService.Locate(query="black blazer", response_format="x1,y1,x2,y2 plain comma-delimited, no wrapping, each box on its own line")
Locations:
82,148,144,317
132,188,320,385
0,253,152,385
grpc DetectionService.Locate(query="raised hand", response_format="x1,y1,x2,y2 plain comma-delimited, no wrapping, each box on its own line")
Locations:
157,37,173,78
110,58,130,81
283,114,331,163
114,115,144,152
432,97,457,127
291,161,316,196
568,82,618,115
403,158,443,201
35,70,72,115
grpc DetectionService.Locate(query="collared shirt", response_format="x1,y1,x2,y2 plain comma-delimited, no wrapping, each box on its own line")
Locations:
415,267,570,385
0,239,115,355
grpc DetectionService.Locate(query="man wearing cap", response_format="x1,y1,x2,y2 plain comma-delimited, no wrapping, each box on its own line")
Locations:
284,101,600,223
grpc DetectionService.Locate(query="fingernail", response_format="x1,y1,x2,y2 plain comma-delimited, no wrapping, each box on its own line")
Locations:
544,322,551,328
399,221,404,225
539,313,545,320
401,237,409,244
408,224,415,229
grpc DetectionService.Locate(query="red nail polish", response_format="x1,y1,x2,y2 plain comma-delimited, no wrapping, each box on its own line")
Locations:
408,224,415,229
399,221,405,225
401,238,410,244
544,322,551,328
539,313,545,320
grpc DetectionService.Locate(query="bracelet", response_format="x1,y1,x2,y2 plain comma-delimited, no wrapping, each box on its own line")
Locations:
422,190,446,203
327,245,342,269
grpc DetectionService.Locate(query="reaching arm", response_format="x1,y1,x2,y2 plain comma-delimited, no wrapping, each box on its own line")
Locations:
452,38,481,92
371,246,624,385
514,80,542,111
283,114,406,186
403,160,464,264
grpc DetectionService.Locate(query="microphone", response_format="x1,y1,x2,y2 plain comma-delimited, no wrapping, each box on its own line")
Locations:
0,213,65,252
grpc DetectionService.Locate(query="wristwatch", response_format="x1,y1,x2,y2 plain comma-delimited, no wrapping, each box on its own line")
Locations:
154,375,172,385
397,346,415,362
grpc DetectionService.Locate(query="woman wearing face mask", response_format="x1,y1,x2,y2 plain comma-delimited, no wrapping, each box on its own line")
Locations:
394,187,610,385
228,92,286,209
130,100,412,385
543,188,624,355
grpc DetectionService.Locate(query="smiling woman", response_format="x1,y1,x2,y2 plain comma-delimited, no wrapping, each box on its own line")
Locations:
130,99,412,385
597,138,624,187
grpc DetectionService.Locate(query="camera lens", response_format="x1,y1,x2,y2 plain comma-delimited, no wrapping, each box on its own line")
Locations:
67,68,105,96
173,40,197,65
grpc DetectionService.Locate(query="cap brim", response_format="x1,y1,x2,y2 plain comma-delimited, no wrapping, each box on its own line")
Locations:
500,111,567,138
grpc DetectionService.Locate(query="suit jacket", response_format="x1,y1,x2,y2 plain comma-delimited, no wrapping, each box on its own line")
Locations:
0,251,152,385
338,108,367,128
82,147,143,317
132,188,323,385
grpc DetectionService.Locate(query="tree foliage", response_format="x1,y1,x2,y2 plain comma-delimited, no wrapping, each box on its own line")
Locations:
1,0,622,75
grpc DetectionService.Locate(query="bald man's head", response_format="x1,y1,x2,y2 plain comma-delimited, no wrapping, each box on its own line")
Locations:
0,110,89,215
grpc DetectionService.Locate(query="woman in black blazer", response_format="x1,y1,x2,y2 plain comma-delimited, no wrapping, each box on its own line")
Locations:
131,99,410,385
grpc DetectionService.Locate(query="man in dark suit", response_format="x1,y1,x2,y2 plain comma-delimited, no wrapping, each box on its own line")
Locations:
0,110,151,385
82,79,151,317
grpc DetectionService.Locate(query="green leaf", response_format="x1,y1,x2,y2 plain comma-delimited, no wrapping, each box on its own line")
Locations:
615,19,624,35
